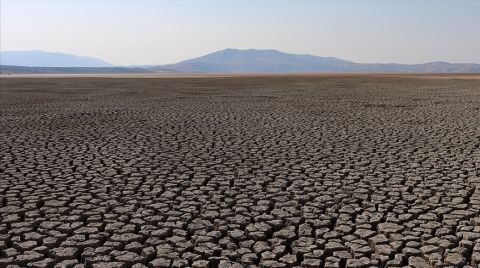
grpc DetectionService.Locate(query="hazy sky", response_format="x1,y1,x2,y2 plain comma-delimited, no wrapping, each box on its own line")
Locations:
1,0,479,65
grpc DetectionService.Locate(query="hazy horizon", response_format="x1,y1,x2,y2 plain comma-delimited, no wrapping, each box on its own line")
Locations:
1,0,479,65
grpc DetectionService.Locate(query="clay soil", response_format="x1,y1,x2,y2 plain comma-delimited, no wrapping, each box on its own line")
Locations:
1,75,480,267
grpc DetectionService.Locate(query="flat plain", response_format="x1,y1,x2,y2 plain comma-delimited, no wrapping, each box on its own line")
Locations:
1,75,480,268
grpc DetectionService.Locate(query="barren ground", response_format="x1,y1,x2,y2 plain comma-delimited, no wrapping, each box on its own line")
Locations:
1,76,480,268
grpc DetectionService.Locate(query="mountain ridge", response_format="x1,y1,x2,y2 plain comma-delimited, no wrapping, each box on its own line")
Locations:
153,48,480,73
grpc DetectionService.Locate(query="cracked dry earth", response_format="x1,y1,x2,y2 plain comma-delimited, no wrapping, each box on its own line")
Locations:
0,76,480,268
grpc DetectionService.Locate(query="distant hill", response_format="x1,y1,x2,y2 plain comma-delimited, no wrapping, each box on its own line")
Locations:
153,49,355,72
151,48,480,73
0,65,149,74
0,50,113,67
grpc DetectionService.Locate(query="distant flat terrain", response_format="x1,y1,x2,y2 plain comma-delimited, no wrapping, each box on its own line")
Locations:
2,72,479,79
1,76,480,267
0,65,150,74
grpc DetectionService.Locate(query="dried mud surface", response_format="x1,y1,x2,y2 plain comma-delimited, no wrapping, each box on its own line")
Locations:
1,76,480,268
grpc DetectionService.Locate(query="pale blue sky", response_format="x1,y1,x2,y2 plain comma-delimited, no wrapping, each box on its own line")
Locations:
1,0,479,65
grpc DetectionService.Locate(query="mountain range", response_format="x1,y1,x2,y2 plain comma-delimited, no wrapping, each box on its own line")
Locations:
1,49,479,73
1,50,112,68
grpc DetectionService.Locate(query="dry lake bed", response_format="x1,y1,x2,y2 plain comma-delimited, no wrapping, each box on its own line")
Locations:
1,75,480,268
